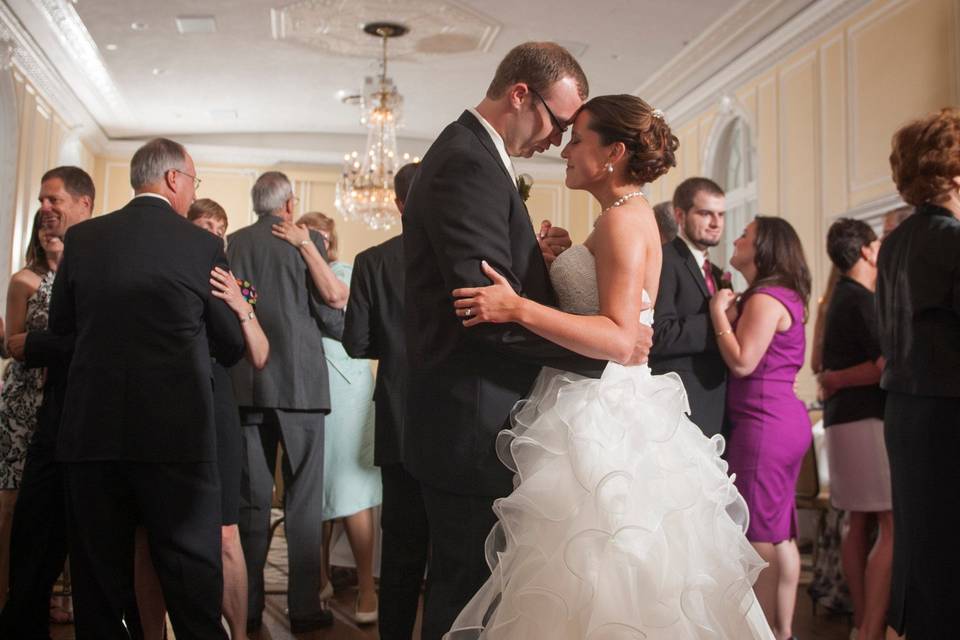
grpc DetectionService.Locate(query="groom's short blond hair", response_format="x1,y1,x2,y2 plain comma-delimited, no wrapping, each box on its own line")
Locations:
486,42,589,101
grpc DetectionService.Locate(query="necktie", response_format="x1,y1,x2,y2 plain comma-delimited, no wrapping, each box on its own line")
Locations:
703,256,716,296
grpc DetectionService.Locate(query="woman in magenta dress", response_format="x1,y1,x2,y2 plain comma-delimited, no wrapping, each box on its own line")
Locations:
709,216,812,640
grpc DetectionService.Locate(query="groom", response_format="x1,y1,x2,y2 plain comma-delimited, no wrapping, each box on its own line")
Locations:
402,42,653,638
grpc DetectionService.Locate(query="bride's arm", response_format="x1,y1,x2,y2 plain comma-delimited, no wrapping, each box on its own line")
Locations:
454,206,654,364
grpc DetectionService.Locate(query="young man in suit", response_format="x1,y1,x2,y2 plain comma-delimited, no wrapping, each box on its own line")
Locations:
50,138,245,640
342,162,426,639
650,177,728,437
227,171,346,633
402,42,653,639
0,166,94,638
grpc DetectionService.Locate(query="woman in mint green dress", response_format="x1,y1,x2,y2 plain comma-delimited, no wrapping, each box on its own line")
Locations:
294,213,382,624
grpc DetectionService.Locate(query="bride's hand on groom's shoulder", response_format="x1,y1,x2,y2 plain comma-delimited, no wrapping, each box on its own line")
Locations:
452,260,523,327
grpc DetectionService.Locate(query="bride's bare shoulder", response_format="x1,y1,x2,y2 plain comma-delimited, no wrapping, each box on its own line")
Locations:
592,199,660,248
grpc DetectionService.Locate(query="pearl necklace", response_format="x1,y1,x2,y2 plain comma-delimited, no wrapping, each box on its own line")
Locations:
594,190,645,226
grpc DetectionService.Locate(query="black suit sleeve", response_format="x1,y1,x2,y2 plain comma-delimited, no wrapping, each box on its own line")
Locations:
650,255,717,359
343,251,377,359
205,246,245,367
23,330,74,369
49,234,75,338
423,153,603,375
306,230,345,341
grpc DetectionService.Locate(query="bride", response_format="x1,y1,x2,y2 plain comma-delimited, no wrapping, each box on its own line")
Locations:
446,95,774,639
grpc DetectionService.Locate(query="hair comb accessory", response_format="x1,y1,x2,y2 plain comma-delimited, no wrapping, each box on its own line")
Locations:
651,108,665,120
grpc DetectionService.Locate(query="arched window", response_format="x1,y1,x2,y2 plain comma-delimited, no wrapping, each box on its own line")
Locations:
705,105,757,290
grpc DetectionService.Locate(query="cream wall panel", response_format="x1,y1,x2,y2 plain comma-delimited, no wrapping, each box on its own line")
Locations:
847,0,957,204
819,35,848,219
778,51,820,398
195,168,258,235
680,123,700,179
757,77,779,213
103,161,133,213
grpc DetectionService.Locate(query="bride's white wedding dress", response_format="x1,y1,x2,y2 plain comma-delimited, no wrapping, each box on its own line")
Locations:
446,245,774,639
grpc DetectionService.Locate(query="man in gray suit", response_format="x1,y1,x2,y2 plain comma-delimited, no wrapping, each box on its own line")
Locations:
227,171,346,633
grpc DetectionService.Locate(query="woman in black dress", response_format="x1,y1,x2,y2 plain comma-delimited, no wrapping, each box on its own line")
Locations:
819,218,890,640
876,107,960,639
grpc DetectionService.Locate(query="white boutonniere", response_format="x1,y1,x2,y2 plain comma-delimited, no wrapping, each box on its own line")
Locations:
516,173,533,202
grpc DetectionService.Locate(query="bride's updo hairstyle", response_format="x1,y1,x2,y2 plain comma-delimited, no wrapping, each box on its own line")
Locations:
581,95,679,185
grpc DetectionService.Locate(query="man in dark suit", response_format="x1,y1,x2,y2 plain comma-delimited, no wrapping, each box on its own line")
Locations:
650,177,728,437
342,162,426,639
0,166,93,639
402,42,653,638
49,138,245,640
227,171,346,633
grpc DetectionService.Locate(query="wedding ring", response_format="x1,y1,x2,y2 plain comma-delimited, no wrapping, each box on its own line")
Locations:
465,308,472,317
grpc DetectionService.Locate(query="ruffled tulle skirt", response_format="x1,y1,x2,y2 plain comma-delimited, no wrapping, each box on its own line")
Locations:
446,363,774,639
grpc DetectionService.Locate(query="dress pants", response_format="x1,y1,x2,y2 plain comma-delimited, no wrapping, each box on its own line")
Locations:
419,483,497,640
64,461,226,640
885,392,960,638
0,428,67,639
238,409,326,625
378,463,429,640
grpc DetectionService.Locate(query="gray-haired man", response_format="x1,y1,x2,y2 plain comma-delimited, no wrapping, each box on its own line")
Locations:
51,138,244,639
227,171,346,633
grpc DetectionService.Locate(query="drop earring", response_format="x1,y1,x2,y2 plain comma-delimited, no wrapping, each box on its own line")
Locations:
606,162,614,173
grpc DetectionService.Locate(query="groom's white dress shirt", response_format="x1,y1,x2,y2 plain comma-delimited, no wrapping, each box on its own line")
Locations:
467,107,519,191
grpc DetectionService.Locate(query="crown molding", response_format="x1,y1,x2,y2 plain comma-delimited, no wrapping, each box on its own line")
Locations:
0,1,107,154
659,0,871,127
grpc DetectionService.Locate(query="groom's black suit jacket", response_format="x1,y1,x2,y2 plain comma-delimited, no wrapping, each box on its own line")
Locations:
649,236,727,437
402,110,604,497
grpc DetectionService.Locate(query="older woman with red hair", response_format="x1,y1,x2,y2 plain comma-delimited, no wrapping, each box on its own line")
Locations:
876,108,960,639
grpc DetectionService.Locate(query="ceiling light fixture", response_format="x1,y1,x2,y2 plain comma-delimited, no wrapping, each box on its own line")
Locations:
335,22,418,231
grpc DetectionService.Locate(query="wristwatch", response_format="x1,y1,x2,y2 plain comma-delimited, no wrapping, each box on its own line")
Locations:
240,309,256,323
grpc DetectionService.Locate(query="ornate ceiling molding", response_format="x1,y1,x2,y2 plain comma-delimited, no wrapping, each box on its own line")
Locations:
30,0,132,125
271,0,501,58
652,0,871,127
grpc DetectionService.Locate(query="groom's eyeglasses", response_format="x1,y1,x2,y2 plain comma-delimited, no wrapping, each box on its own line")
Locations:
529,86,568,135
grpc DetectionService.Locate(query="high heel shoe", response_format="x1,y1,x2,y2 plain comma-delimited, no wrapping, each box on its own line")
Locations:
353,594,378,625
319,580,334,601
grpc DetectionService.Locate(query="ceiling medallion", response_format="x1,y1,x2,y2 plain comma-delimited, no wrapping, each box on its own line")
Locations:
335,22,419,231
271,0,500,58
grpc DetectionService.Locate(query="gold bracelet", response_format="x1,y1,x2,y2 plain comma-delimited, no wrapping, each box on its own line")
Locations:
716,329,732,338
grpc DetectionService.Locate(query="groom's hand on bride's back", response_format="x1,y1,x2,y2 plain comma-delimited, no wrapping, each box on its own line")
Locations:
538,220,572,266
623,321,654,365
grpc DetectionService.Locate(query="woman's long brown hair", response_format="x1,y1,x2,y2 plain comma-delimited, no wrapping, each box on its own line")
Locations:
748,215,811,319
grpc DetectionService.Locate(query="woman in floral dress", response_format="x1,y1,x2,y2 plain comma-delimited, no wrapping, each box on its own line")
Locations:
0,212,63,607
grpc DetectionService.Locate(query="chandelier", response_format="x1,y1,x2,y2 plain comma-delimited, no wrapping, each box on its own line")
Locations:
336,22,417,231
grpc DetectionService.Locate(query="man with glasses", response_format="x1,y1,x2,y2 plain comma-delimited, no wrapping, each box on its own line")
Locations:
49,138,244,639
401,42,653,639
